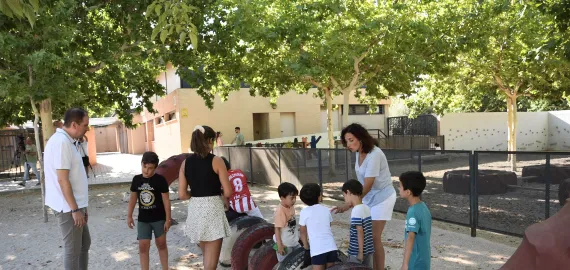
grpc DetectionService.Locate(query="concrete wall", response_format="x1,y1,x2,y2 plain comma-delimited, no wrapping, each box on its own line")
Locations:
440,112,550,151
127,124,146,154
548,110,570,150
138,91,182,160
94,125,119,153
156,63,181,95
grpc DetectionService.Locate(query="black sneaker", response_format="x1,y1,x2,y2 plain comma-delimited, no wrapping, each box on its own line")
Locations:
18,182,25,187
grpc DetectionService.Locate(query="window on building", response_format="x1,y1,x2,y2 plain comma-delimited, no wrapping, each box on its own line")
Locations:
156,116,164,125
343,105,384,115
165,111,177,122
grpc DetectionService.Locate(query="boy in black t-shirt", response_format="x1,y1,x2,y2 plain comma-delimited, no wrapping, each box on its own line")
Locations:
127,152,171,270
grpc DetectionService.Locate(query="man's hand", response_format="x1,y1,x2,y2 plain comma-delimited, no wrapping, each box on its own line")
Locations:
127,216,135,229
164,219,171,232
72,211,85,227
400,265,408,270
277,242,286,255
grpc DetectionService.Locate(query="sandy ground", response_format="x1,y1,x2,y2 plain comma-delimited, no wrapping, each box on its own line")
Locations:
0,184,519,270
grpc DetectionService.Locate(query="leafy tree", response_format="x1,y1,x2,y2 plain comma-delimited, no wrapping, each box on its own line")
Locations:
407,1,570,170
0,0,39,26
0,0,167,221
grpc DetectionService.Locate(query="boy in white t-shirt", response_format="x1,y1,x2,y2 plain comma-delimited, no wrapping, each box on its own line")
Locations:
299,183,339,270
342,179,375,267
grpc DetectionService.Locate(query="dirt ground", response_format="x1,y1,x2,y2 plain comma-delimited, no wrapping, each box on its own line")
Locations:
0,184,519,270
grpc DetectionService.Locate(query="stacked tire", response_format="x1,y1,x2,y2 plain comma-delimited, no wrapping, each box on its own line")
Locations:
222,216,372,270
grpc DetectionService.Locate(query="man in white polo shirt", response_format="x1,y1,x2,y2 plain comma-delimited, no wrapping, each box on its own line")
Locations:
45,108,90,270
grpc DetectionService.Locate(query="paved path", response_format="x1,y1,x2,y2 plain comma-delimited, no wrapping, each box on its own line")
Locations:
0,152,142,193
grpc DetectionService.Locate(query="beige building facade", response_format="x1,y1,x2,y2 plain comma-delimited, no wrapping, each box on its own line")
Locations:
129,64,391,159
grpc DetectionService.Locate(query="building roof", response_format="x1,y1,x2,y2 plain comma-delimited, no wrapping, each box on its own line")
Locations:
89,117,119,127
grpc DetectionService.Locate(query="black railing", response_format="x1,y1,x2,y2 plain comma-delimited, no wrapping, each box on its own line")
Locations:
214,146,570,237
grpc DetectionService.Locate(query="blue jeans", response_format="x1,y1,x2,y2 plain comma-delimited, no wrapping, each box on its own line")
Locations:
23,162,39,182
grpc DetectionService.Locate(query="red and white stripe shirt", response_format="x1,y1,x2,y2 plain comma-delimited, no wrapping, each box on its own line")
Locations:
228,169,256,213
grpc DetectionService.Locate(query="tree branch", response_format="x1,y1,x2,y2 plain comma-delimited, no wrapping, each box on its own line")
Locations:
302,76,326,90
356,65,381,89
87,62,106,73
493,74,512,97
330,76,342,91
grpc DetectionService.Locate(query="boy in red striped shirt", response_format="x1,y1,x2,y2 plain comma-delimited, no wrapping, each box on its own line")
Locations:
222,157,264,219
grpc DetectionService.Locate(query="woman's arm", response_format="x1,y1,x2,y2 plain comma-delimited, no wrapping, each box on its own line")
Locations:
178,160,191,200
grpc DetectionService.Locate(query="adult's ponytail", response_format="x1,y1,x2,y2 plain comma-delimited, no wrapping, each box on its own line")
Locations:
191,125,216,157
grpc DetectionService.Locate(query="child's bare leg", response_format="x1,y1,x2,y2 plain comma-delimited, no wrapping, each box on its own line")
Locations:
312,265,325,270
138,239,151,270
155,234,168,270
326,262,336,268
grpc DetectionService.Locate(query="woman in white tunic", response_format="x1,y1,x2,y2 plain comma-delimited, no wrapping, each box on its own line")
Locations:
332,123,397,270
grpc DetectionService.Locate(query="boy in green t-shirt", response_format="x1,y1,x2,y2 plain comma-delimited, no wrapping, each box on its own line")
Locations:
398,171,432,270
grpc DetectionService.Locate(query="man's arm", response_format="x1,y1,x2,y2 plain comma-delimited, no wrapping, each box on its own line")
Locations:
401,232,415,270
57,169,85,227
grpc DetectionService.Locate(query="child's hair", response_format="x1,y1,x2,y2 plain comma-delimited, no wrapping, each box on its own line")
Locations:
399,171,427,197
141,151,159,167
342,179,363,196
277,182,298,198
191,125,216,157
235,126,241,130
221,156,231,170
300,183,321,206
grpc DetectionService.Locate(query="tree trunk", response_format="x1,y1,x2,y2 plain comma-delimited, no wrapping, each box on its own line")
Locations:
325,88,336,176
342,90,350,128
40,99,54,146
341,89,352,178
28,65,48,222
506,95,517,171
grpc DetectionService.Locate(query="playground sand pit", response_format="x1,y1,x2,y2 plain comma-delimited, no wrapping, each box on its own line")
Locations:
0,184,518,269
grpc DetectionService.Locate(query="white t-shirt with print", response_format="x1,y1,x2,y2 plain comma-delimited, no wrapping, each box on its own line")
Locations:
299,204,338,257
45,129,89,213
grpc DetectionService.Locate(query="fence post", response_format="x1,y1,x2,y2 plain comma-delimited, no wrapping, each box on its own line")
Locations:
318,149,323,198
469,152,476,237
469,151,479,237
545,153,551,219
345,149,349,182
278,148,282,184
249,147,254,187
417,151,422,172
227,147,231,166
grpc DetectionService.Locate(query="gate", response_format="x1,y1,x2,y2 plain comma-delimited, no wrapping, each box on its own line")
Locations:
0,129,43,179
387,114,438,136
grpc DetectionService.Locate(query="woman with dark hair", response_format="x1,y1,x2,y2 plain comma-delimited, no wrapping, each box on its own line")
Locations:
178,125,233,270
332,123,396,270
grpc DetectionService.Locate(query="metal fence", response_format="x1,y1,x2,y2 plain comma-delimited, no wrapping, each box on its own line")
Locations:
0,129,43,180
214,146,569,237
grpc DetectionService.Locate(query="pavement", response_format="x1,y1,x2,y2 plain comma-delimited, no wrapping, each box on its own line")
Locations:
0,152,142,194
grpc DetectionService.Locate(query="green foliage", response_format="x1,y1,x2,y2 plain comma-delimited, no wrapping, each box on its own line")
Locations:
0,0,39,27
0,0,167,128
146,0,199,49
407,1,570,116
162,0,451,111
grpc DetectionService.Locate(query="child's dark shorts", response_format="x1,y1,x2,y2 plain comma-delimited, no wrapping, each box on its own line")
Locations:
311,250,339,265
137,220,166,240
